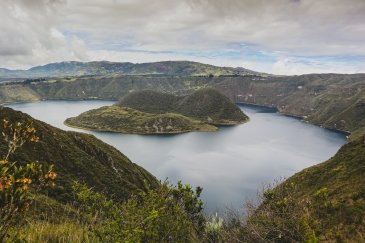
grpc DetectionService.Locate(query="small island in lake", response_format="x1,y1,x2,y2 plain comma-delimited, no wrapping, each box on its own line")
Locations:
64,88,249,134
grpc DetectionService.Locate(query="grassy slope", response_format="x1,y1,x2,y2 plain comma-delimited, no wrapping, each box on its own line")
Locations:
214,74,365,139
0,84,41,104
65,105,217,134
119,88,249,124
0,106,158,202
281,136,365,241
176,88,249,124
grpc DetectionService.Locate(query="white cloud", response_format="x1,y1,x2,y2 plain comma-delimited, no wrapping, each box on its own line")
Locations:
0,0,365,74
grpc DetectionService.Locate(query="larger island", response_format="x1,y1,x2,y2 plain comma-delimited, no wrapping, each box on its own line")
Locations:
64,88,249,134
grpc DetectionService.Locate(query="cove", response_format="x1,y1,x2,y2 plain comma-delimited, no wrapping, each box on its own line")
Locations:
6,100,347,213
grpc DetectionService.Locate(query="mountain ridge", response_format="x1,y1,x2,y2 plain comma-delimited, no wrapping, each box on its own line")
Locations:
0,60,262,78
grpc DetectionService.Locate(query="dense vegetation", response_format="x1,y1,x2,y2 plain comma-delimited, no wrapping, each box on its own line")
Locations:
119,88,248,125
213,135,365,242
0,119,57,241
65,106,218,134
0,107,158,202
65,88,248,134
279,135,365,241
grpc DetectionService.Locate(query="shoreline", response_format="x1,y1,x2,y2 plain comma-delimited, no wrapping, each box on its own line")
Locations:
63,120,221,135
3,98,351,139
237,101,351,139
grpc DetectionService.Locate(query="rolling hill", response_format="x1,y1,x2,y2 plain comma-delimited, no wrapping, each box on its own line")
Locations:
119,88,248,124
65,88,248,134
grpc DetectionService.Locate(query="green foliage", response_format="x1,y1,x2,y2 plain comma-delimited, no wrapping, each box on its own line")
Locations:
0,106,158,203
65,106,217,134
205,213,224,242
73,181,205,243
222,136,365,242
0,119,56,242
259,136,365,242
242,183,318,243
65,88,248,134
118,88,248,125
12,220,94,243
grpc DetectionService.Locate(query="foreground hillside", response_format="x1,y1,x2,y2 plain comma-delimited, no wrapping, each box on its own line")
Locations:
282,135,365,241
65,88,248,134
0,106,158,202
217,135,365,242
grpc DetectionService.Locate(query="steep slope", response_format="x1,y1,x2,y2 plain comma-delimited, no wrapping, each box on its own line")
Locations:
119,88,249,124
0,106,158,202
279,136,365,241
118,90,178,114
214,73,365,139
65,88,248,134
176,88,248,124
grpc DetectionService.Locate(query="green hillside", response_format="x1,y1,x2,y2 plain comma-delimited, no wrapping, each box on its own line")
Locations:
214,74,365,139
280,135,365,241
119,88,249,125
65,88,248,134
118,90,178,114
1,72,364,139
0,106,158,202
218,135,365,242
65,105,218,134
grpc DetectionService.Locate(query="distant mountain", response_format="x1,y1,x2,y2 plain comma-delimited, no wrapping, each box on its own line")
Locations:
0,61,262,78
65,88,248,134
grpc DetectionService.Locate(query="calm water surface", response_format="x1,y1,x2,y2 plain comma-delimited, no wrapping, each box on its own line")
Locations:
7,100,347,213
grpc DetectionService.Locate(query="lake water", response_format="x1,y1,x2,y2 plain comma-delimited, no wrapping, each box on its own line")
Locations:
7,100,347,213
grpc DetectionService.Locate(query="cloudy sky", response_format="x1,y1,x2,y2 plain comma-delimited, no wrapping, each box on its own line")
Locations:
1,0,365,74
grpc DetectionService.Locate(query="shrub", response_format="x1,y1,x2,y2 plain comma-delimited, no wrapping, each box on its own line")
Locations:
220,182,319,243
0,119,56,242
73,180,205,242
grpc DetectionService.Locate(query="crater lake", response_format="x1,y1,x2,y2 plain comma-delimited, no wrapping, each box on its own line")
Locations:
7,100,347,213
